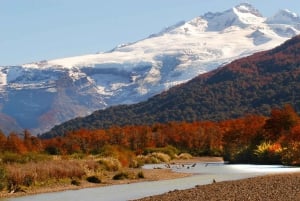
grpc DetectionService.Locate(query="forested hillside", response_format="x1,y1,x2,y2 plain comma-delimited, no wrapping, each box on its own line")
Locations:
42,35,300,138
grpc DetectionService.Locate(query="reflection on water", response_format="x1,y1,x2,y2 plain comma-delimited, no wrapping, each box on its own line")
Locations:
2,163,300,201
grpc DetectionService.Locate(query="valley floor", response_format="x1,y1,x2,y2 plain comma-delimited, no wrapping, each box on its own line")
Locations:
5,156,299,201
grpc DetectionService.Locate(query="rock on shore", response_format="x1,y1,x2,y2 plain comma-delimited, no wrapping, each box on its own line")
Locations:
134,173,300,201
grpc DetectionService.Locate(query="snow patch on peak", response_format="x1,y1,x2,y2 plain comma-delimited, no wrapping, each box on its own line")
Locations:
234,3,263,17
188,17,206,27
149,21,186,37
203,9,243,31
247,30,272,45
22,60,48,69
169,17,208,34
232,4,265,26
203,3,264,31
6,66,24,82
266,9,300,37
284,9,299,18
279,9,299,19
267,9,300,25
187,17,208,30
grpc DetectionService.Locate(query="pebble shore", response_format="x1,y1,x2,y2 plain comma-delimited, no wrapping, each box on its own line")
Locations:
134,173,300,201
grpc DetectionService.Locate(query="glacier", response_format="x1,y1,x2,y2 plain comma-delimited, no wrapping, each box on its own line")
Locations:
0,3,300,135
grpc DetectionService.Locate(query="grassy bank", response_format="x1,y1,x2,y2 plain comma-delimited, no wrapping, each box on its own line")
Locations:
0,148,202,198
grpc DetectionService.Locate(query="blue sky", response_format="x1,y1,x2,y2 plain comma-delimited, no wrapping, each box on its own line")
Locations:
1,0,300,66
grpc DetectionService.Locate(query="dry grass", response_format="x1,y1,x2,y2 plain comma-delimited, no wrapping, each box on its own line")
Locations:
98,157,122,171
152,152,171,163
176,153,193,160
6,160,86,188
0,156,218,198
137,152,171,164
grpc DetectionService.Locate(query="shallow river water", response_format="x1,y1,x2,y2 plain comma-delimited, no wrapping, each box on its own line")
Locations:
2,162,300,201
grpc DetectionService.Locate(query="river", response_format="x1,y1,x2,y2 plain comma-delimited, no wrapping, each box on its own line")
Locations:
2,162,300,201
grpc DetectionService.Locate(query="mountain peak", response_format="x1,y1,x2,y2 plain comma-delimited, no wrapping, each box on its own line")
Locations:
203,3,264,31
267,9,300,25
1,4,300,135
279,9,299,18
233,3,263,17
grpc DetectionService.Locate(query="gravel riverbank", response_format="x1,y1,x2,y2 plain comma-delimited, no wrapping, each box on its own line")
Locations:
133,173,300,201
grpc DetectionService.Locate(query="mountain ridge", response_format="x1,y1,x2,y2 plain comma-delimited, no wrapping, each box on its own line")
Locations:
1,4,300,135
42,34,300,138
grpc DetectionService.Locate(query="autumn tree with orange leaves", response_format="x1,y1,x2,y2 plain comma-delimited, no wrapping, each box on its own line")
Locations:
0,104,300,165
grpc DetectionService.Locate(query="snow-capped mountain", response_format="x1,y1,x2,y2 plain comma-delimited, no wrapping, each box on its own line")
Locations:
1,3,300,135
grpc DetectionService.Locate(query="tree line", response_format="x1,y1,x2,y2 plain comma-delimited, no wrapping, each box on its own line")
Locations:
0,104,300,165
